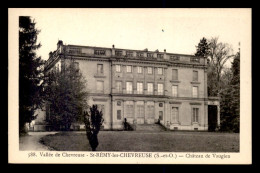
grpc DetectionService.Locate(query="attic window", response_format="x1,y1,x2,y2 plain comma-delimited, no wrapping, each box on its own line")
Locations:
115,50,122,56
191,57,200,63
94,49,106,55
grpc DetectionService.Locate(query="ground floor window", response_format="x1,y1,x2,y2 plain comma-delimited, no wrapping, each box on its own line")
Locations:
147,101,154,118
192,108,199,123
117,110,121,120
97,104,105,115
159,111,163,120
126,101,134,118
136,101,144,118
171,107,179,123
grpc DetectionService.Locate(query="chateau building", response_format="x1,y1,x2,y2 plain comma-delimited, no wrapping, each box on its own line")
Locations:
32,40,220,131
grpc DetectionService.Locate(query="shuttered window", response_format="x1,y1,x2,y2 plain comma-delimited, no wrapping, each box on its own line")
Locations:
172,69,178,80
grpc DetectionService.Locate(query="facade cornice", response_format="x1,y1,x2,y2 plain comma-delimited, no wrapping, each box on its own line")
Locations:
190,102,202,105
169,101,182,104
64,55,207,69
64,44,205,59
44,55,61,71
92,97,109,102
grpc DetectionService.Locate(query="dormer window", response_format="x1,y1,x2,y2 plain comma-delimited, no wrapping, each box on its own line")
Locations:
157,54,164,59
137,52,144,57
94,49,106,55
68,48,81,54
126,51,133,57
191,57,200,63
147,53,154,58
115,50,122,56
170,55,180,61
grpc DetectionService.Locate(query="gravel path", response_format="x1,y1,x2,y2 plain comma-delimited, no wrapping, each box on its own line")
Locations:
19,132,57,151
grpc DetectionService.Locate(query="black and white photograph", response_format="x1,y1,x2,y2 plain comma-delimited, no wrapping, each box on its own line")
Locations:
8,8,251,164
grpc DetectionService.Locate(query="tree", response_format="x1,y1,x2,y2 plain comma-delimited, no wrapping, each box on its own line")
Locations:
83,105,104,151
19,16,45,135
207,37,235,96
219,51,240,132
43,61,88,131
195,37,235,96
195,37,210,58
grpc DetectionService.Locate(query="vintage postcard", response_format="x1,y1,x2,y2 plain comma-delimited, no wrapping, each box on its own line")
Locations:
8,8,252,164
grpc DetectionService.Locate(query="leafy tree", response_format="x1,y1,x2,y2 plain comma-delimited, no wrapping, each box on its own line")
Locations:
219,51,240,132
43,61,88,131
207,37,235,96
195,37,210,58
195,37,239,132
83,105,104,151
195,37,234,96
19,16,45,135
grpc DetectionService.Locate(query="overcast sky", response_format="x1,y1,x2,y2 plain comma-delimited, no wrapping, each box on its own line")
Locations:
16,8,250,65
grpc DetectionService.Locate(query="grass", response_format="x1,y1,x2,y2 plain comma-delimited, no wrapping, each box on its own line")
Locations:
40,131,239,152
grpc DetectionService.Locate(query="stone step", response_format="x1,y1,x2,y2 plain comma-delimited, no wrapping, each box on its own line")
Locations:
135,124,166,131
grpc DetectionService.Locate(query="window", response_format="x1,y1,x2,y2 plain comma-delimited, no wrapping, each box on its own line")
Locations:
74,62,79,70
192,86,198,98
116,65,121,72
193,71,198,81
159,103,163,107
117,101,121,106
126,101,134,118
147,102,155,118
147,67,153,74
115,50,122,56
171,107,179,123
126,65,132,73
126,82,133,94
158,84,164,95
170,55,180,61
147,83,153,95
192,108,199,123
137,66,143,73
116,81,122,93
136,102,144,118
68,48,81,54
94,49,105,55
147,53,153,58
158,67,163,75
97,64,103,74
157,54,164,59
172,85,178,97
137,82,143,94
126,52,133,57
172,69,178,80
137,52,144,57
159,111,163,120
97,104,105,115
56,64,60,72
117,110,122,120
191,57,200,63
96,81,104,92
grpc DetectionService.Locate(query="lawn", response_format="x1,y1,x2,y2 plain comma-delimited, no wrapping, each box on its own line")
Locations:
40,131,239,152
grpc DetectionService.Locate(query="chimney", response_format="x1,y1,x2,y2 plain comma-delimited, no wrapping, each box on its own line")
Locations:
164,49,166,59
57,40,63,49
112,44,115,56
